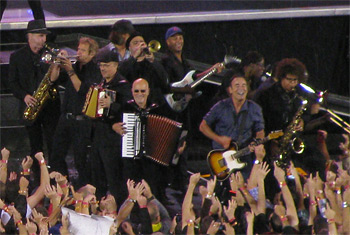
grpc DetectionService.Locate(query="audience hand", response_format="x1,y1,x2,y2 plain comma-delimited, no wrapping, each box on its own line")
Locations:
26,218,37,234
21,156,33,171
1,148,10,161
223,198,237,221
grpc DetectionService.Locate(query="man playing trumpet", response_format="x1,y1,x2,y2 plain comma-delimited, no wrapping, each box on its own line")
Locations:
49,37,102,188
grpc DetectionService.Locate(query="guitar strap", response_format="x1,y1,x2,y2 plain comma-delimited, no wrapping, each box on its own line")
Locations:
236,110,248,147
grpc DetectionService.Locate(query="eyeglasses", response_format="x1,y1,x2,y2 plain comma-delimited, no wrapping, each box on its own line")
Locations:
133,89,146,93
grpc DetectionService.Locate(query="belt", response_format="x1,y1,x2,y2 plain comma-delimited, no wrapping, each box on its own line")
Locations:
65,113,87,121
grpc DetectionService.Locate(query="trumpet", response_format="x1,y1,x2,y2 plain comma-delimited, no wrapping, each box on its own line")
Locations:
142,40,161,55
41,52,78,64
41,44,77,64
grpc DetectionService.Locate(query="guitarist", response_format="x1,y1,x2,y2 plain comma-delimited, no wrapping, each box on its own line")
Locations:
199,74,265,180
161,26,223,194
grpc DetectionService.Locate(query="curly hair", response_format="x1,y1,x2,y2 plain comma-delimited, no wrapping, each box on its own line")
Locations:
275,58,307,83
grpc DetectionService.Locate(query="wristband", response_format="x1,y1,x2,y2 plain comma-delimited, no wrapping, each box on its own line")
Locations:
228,217,236,223
39,159,46,166
334,188,341,195
147,195,155,202
75,200,83,204
16,220,23,226
0,159,8,164
344,185,350,191
21,168,31,175
187,219,194,227
310,200,317,206
327,218,335,224
317,190,324,194
60,183,68,188
2,205,9,212
139,205,147,209
82,201,88,205
280,215,288,222
279,181,287,188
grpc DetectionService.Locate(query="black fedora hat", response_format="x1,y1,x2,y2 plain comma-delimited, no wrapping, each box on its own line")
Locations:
27,19,51,34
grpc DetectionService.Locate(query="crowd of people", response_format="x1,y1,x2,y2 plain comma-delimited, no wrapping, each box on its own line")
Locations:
1,17,349,234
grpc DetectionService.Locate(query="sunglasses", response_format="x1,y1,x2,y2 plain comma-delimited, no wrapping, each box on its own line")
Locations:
133,89,146,93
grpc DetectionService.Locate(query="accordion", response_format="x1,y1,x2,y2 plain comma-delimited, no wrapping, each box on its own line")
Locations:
82,85,116,118
122,113,182,166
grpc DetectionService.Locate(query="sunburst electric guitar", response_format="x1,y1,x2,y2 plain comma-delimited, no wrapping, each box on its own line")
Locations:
207,131,283,181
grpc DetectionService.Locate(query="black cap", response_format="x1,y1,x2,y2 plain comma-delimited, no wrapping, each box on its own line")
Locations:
125,31,143,49
96,49,119,63
27,19,51,34
111,19,135,33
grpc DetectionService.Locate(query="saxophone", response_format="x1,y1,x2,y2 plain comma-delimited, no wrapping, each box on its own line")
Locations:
275,96,308,168
23,45,58,122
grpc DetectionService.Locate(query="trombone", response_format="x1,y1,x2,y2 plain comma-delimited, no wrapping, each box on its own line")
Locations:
326,109,350,134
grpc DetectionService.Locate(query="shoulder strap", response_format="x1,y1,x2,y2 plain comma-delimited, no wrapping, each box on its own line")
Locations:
236,110,248,147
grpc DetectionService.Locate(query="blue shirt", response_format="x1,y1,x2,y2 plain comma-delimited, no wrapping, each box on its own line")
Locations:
203,98,264,149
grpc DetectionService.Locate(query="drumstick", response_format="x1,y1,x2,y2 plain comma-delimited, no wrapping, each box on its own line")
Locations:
187,170,209,182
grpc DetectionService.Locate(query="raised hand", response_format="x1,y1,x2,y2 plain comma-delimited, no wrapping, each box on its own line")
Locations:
21,156,33,171
223,198,237,221
273,162,285,182
1,148,10,161
141,179,152,199
189,173,200,187
256,161,270,180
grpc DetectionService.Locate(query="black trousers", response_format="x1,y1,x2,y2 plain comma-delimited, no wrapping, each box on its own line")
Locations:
0,0,45,21
50,114,92,188
90,121,124,204
25,100,60,184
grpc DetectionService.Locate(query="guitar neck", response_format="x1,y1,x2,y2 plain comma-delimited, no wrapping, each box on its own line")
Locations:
233,136,269,159
190,67,217,89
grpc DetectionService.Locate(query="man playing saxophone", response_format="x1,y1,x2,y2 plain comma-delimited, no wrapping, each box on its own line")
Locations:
8,19,64,185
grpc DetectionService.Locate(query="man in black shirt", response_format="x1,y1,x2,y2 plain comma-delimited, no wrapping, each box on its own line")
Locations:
118,31,169,106
90,49,132,203
8,19,62,183
49,37,101,187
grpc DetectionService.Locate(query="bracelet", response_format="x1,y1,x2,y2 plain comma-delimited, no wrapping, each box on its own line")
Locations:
0,159,8,164
343,201,349,208
127,198,137,204
228,217,236,223
279,181,287,188
147,195,155,202
60,183,68,188
280,215,288,222
67,70,75,77
82,201,88,205
254,159,261,165
327,218,335,224
16,220,23,226
139,205,147,209
206,193,213,199
18,190,28,195
90,200,99,205
187,219,194,227
75,200,83,204
303,193,310,198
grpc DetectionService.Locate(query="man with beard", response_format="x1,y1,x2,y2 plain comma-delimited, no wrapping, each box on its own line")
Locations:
96,19,135,62
49,37,101,187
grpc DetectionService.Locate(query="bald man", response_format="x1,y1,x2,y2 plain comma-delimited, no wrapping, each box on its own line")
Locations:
113,78,169,201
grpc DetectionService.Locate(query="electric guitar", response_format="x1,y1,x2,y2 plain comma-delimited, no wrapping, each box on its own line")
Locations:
165,56,241,112
207,131,284,181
